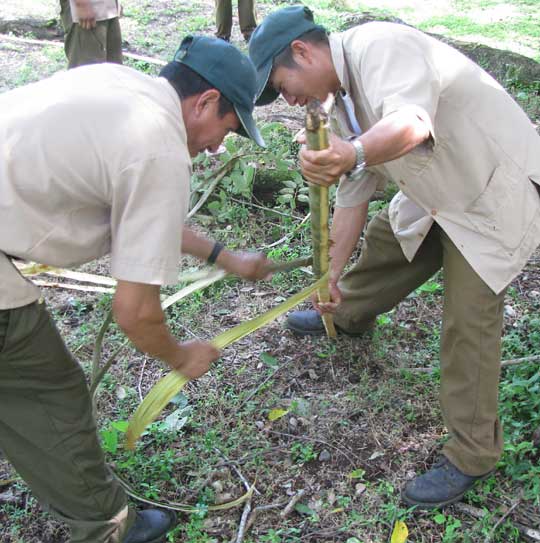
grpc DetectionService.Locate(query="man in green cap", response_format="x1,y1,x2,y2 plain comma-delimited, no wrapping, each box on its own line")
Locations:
249,5,540,509
0,36,266,542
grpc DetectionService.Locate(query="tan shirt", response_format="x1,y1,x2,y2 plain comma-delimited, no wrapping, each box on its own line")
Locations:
331,23,540,294
69,0,120,23
0,64,191,309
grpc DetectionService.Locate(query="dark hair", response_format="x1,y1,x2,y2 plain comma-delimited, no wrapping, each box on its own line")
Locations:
273,28,329,70
159,62,235,117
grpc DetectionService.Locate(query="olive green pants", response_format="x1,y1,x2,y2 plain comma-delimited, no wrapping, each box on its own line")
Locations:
334,208,505,476
60,0,123,69
215,0,256,40
0,301,133,542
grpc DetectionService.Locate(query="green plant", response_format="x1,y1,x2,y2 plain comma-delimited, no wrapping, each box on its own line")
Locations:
290,442,317,464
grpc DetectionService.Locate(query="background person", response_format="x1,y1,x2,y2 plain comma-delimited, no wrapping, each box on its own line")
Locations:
60,0,122,68
215,0,257,43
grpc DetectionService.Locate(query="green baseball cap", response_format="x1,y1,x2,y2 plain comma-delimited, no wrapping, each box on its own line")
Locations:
249,5,326,106
174,35,265,147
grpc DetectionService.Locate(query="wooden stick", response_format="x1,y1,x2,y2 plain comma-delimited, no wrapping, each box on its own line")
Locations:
501,354,540,367
0,34,167,66
454,502,540,542
280,489,306,518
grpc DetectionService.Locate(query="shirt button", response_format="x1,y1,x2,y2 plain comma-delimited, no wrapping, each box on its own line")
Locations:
431,209,437,216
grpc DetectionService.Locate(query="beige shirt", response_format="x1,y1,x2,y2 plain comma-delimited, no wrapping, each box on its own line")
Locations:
331,23,540,294
0,64,191,309
69,0,120,23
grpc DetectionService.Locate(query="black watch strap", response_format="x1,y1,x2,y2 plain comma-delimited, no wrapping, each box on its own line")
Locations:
207,242,225,265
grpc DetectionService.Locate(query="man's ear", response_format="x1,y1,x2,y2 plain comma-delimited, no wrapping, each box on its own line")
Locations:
194,89,221,117
290,40,312,65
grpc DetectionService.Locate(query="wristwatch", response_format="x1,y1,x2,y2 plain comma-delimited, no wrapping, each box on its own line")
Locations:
346,138,366,181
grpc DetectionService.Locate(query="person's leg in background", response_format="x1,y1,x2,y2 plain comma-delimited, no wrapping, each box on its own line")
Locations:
238,0,257,42
60,0,122,68
215,0,233,41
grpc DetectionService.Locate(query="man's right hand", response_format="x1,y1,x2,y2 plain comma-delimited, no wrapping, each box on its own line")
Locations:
73,0,97,29
311,280,342,314
171,340,220,379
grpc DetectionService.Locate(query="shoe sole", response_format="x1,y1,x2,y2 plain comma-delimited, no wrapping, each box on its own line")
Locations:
401,471,494,510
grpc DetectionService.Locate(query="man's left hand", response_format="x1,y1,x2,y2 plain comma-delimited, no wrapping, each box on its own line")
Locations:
299,133,357,187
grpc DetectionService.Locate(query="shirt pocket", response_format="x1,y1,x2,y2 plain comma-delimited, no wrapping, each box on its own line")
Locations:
464,165,539,254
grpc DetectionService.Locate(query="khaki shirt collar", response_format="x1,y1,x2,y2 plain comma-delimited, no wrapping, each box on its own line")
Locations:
329,33,351,95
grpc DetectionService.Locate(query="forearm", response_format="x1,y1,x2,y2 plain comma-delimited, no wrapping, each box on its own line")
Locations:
113,283,183,369
181,226,230,267
123,314,183,368
361,107,431,167
329,202,369,283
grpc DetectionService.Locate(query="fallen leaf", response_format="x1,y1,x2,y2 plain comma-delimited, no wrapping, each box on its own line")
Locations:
268,408,289,421
391,520,409,543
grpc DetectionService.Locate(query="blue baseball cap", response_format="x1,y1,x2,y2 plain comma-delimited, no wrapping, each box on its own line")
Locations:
174,35,265,147
249,5,326,106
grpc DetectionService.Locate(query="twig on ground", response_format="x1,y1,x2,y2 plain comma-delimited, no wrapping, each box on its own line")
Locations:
229,197,304,220
235,498,252,543
261,213,311,250
0,34,167,66
483,491,523,543
403,353,540,375
501,354,540,367
280,489,306,518
454,502,540,542
214,448,260,496
137,358,147,402
245,502,289,532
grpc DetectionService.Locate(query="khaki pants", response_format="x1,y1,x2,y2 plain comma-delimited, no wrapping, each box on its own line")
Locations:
0,301,133,542
215,0,256,40
334,208,505,476
60,0,123,69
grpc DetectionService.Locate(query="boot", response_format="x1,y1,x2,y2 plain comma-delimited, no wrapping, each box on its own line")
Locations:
123,509,177,543
286,309,373,337
402,456,493,509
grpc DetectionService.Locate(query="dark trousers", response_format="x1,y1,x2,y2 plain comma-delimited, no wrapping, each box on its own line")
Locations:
0,301,132,542
335,208,505,475
60,0,122,69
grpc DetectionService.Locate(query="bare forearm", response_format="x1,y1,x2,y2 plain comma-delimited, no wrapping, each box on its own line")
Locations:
329,202,369,283
113,286,182,368
361,107,430,166
181,226,231,268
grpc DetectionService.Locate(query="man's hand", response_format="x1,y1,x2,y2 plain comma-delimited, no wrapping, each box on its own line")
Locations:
311,280,342,314
217,251,271,281
299,132,356,187
73,0,97,29
172,340,220,379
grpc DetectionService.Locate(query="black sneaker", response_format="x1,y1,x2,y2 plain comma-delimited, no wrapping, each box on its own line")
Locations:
286,309,373,337
402,457,493,509
123,509,177,543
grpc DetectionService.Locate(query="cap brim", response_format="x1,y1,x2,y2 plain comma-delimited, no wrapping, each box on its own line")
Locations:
254,59,279,106
234,104,266,148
